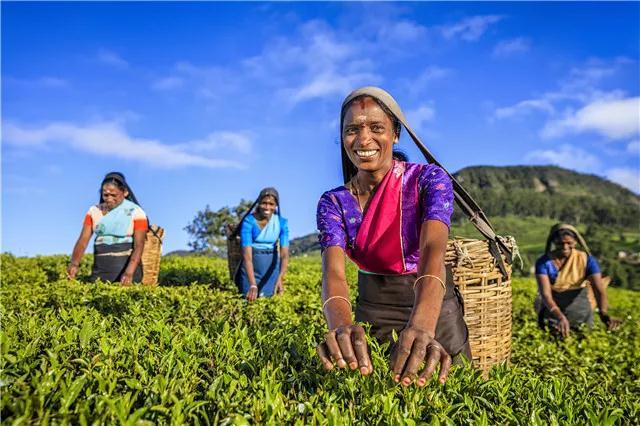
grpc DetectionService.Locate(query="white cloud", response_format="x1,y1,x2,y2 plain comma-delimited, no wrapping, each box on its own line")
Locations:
181,131,253,155
542,96,640,140
627,140,640,154
441,15,503,41
152,77,184,91
98,49,129,69
492,37,530,57
3,121,250,169
378,20,428,42
495,99,555,119
525,144,601,173
606,168,640,193
406,104,436,132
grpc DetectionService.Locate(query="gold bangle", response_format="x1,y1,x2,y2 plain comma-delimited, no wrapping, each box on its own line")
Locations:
322,295,351,312
413,274,446,292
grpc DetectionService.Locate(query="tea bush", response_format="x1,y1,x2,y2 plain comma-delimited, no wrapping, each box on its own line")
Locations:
1,254,638,424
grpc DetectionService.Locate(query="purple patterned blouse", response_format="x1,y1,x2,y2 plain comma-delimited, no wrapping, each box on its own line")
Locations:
316,162,454,273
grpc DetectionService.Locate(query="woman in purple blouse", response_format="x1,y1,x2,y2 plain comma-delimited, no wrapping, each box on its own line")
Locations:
316,87,469,387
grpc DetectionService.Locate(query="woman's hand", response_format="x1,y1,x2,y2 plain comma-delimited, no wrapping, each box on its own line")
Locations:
275,278,284,295
316,324,372,375
600,313,622,331
554,313,571,338
120,270,134,286
66,264,79,280
246,285,259,302
391,325,452,386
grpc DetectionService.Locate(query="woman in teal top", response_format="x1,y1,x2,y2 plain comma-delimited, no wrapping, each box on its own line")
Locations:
235,187,290,301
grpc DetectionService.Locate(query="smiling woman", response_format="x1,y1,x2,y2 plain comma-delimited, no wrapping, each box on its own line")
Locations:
67,172,148,285
316,87,470,387
234,187,290,302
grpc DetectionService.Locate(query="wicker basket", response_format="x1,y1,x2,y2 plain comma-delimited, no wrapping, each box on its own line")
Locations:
445,236,516,373
227,232,242,281
142,225,164,286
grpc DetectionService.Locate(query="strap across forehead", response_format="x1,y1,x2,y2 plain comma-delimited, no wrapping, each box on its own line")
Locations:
341,86,407,124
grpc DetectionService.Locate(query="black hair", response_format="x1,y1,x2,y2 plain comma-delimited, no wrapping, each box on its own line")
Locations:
392,150,409,162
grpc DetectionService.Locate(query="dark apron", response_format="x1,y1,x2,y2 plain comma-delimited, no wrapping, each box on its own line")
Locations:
539,287,593,330
90,242,142,283
234,248,280,297
355,266,471,360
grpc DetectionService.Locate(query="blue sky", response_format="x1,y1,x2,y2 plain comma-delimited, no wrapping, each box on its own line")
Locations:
2,2,639,255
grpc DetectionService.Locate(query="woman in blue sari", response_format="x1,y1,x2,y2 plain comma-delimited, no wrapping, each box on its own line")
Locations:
67,172,148,284
235,187,290,301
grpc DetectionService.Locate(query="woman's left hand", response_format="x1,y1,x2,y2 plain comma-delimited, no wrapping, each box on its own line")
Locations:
120,270,134,286
275,278,285,295
390,325,451,386
600,313,622,331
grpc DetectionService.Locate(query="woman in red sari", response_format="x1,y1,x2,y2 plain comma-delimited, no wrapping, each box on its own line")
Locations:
316,87,469,386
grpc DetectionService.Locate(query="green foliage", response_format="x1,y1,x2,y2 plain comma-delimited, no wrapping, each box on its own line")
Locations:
184,200,254,255
1,254,639,424
452,166,640,228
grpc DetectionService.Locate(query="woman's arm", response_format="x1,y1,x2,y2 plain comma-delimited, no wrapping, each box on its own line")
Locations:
121,229,146,285
536,273,570,337
242,246,259,301
316,246,372,375
588,273,622,330
275,247,289,294
67,224,93,279
391,220,451,386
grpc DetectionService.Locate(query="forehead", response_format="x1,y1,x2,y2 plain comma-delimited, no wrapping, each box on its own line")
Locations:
102,183,123,192
556,235,576,243
343,97,390,122
260,195,276,203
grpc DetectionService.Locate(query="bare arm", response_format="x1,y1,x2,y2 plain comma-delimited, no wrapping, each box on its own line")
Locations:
275,246,289,294
536,273,570,337
588,273,622,330
120,229,146,285
67,224,93,279
316,246,372,375
391,220,452,386
242,246,259,301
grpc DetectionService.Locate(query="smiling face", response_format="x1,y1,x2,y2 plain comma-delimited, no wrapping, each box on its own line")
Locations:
554,234,577,259
342,96,397,175
101,183,128,210
257,195,277,220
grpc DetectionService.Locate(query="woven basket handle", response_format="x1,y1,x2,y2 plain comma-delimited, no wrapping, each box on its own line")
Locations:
400,120,513,277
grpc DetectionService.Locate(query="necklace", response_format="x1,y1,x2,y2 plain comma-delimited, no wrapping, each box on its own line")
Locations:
350,175,371,212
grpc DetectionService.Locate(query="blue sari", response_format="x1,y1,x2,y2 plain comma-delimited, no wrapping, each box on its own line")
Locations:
235,214,288,297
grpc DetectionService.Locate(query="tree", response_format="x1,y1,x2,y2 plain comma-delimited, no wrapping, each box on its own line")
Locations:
184,199,254,255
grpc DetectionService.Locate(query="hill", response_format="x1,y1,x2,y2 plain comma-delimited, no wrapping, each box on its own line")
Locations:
451,165,640,227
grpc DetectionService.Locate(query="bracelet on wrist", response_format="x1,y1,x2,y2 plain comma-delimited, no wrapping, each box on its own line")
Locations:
69,262,80,268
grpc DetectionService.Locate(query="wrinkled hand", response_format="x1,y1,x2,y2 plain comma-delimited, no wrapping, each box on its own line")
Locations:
555,314,571,338
246,286,259,302
317,324,372,375
391,325,451,386
66,264,79,280
600,313,622,331
275,279,284,296
120,270,134,286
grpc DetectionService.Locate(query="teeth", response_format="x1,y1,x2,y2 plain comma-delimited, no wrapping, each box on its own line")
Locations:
356,150,378,158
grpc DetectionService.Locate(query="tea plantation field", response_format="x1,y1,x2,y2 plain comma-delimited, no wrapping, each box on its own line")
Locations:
1,254,639,424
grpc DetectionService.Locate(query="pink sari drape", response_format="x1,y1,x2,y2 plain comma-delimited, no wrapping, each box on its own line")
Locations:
350,162,406,274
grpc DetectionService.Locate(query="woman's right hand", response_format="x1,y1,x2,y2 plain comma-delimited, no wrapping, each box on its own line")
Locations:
316,324,373,375
66,264,79,280
246,285,258,302
555,313,571,337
